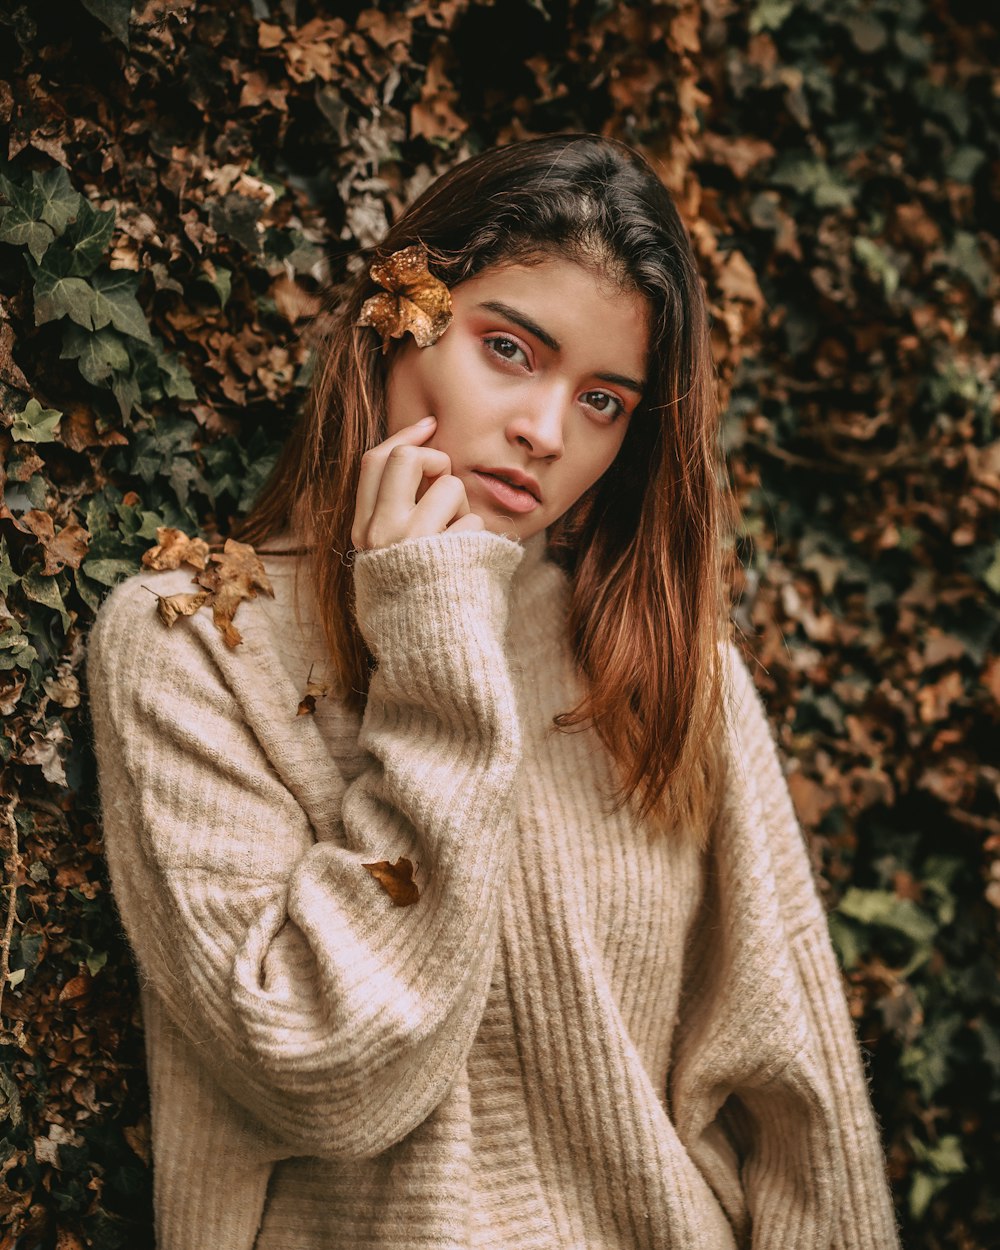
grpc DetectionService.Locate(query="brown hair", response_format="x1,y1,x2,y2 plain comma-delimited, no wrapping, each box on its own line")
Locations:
234,133,739,848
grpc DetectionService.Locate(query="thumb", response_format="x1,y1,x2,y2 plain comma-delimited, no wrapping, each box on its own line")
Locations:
446,513,487,535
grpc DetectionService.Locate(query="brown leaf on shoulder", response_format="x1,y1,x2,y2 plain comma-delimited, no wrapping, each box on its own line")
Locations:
362,856,420,906
191,538,275,648
142,526,211,571
357,243,453,355
152,589,212,629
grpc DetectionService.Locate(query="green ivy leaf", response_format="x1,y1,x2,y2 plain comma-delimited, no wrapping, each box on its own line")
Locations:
21,566,72,633
196,264,232,309
770,154,859,209
749,0,794,34
61,324,132,386
836,887,938,945
11,398,63,443
0,619,39,671
0,537,18,594
945,145,986,183
73,567,102,615
941,230,991,297
157,350,197,401
0,1066,23,1128
90,268,153,344
80,557,139,587
32,165,84,236
979,542,1000,596
61,198,118,276
909,1171,946,1221
80,0,133,46
0,173,58,264
853,237,901,300
111,367,143,422
30,245,107,330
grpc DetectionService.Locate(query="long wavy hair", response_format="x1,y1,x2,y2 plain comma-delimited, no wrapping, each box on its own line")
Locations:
234,133,740,848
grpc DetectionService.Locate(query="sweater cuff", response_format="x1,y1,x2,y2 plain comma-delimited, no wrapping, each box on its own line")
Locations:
351,530,526,658
791,921,902,1249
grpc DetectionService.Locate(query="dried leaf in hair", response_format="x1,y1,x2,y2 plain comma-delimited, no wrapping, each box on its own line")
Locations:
357,243,453,354
362,856,421,906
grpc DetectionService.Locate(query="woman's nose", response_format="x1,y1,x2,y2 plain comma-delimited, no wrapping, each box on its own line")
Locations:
508,387,565,458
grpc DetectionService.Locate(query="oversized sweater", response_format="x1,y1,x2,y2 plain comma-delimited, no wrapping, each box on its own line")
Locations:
84,525,902,1250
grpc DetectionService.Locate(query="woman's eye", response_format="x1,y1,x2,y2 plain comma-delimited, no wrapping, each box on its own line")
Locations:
583,390,625,420
484,335,529,367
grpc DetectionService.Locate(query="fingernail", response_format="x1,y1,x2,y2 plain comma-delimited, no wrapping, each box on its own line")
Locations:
419,415,436,425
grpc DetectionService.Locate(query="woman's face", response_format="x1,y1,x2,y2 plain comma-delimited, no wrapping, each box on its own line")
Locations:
384,254,651,542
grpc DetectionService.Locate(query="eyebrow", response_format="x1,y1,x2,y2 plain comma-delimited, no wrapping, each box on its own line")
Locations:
474,299,646,395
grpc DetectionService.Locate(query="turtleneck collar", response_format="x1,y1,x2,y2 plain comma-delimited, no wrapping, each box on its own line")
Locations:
516,527,551,578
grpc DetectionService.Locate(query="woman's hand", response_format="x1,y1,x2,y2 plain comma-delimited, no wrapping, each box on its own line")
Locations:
351,416,486,552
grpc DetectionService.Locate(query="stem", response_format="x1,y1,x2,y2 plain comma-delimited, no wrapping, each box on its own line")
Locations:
0,791,21,1021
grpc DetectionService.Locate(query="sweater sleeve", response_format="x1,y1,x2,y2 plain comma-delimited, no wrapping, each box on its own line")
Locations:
85,529,525,1162
670,643,901,1249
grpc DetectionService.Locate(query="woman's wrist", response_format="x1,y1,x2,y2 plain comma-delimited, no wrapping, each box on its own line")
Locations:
351,529,525,659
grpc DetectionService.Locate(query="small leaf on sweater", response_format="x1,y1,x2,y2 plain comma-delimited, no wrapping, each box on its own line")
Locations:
141,525,210,570
297,671,330,715
150,589,212,629
356,243,453,355
362,856,420,906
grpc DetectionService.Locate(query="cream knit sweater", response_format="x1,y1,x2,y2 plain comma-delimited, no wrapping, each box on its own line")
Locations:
85,526,901,1250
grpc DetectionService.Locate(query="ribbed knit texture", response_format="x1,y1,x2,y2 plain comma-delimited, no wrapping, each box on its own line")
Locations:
85,526,902,1250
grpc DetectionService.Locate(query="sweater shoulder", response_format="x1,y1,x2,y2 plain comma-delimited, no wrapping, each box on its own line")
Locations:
84,556,318,717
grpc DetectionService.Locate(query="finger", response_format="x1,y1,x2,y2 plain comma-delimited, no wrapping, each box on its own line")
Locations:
353,419,444,546
402,473,475,540
353,417,437,539
445,512,486,535
370,442,452,526
357,449,455,551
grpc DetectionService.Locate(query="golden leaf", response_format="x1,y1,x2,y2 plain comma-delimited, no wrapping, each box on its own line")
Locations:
357,243,453,354
142,526,211,571
362,856,420,906
153,590,212,629
191,538,275,649
19,510,91,574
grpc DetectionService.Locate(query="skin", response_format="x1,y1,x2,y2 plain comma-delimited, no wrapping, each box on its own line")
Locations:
351,254,651,551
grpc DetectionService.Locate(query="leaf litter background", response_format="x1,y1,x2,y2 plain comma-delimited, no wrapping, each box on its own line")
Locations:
0,0,997,1246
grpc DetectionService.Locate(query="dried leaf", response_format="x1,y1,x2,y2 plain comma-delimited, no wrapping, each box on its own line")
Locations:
20,723,69,787
122,1117,151,1165
142,526,211,571
191,539,275,648
296,674,330,715
19,511,91,575
357,243,452,354
153,590,212,629
362,856,420,906
0,673,26,717
57,973,92,1007
41,673,80,709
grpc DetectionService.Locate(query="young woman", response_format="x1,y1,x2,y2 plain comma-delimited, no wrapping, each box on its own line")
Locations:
86,134,901,1249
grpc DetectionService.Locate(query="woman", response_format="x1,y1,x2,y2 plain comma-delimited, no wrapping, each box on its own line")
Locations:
86,134,901,1248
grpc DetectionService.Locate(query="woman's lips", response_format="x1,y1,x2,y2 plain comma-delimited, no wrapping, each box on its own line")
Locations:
471,471,541,513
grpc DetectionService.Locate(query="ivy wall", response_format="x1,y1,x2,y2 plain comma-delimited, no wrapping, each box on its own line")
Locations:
0,0,997,1246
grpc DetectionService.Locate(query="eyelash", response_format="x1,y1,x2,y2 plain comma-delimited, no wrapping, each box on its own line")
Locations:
482,334,627,422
